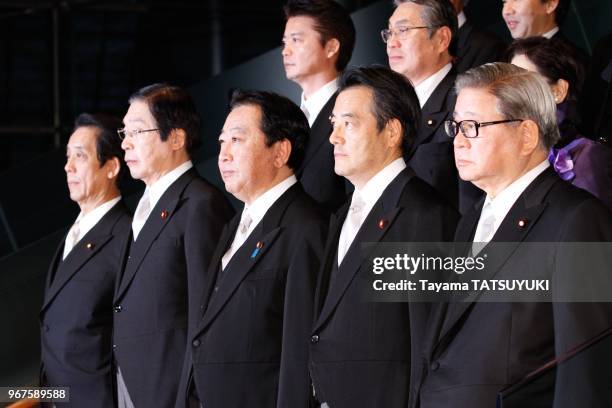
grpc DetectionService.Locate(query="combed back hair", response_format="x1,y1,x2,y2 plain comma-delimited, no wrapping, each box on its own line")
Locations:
228,89,309,170
338,65,421,154
393,0,458,56
455,62,560,150
284,0,356,71
74,112,126,186
506,36,584,104
128,83,201,156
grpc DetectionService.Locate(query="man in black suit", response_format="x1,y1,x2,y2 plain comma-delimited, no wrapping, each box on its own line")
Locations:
385,0,480,212
40,113,131,407
176,90,327,408
282,0,355,212
501,0,587,61
413,62,612,408
309,66,459,408
450,0,505,73
581,32,612,142
113,84,234,408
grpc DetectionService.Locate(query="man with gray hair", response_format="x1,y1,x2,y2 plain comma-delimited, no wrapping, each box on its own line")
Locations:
384,0,480,212
411,62,612,408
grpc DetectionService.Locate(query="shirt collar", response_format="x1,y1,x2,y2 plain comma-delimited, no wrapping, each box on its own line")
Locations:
542,26,559,39
457,11,467,29
243,175,298,227
146,160,193,210
415,63,453,108
300,78,338,127
483,160,550,231
74,196,121,238
353,157,406,211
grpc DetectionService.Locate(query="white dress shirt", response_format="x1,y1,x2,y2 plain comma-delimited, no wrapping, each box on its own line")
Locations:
337,158,407,265
472,160,550,244
131,160,193,240
300,78,338,127
542,26,560,39
63,196,121,259
457,11,467,29
222,175,298,269
415,63,453,108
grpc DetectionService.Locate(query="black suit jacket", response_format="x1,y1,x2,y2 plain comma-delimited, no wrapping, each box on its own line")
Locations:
309,167,459,408
113,168,234,408
297,93,348,214
455,21,505,73
413,168,612,408
581,32,612,141
407,69,483,213
175,183,327,408
40,201,131,408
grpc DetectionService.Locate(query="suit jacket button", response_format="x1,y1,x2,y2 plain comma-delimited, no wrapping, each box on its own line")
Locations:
214,286,219,292
192,339,201,348
430,361,440,371
311,334,319,344
114,305,122,313
113,344,117,349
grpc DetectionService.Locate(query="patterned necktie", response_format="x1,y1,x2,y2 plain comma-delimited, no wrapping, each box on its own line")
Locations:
337,192,366,265
63,218,81,260
132,189,151,240
472,201,496,256
221,212,253,270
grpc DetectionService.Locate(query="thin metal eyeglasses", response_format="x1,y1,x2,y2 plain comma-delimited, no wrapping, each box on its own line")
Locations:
444,119,524,139
117,128,159,140
380,26,436,43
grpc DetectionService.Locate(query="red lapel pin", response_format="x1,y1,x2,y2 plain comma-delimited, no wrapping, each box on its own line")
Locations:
160,210,169,220
518,218,529,228
378,219,387,230
256,241,264,249
86,242,94,250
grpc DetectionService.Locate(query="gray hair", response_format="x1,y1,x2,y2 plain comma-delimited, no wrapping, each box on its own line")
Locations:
393,0,458,56
455,62,560,150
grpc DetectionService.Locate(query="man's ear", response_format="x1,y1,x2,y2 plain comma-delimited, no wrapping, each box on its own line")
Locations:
325,38,340,60
105,156,121,179
273,138,292,168
545,0,560,15
519,119,542,155
169,128,187,151
434,26,452,55
385,118,403,149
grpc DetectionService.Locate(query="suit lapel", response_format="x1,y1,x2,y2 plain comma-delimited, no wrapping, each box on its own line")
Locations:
436,169,559,347
115,169,196,300
409,70,456,157
298,93,337,175
313,169,412,331
41,202,126,312
193,184,301,338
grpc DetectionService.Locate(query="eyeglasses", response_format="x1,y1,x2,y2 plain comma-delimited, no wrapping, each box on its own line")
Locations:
117,128,159,140
380,25,436,43
444,119,524,139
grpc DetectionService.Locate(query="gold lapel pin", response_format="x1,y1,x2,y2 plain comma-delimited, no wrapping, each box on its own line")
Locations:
160,210,169,220
427,119,436,126
256,241,264,249
518,219,529,228
86,242,94,250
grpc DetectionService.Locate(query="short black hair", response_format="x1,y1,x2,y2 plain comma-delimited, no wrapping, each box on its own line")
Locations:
550,0,571,25
284,0,356,71
338,65,421,153
128,83,201,156
228,90,309,170
74,112,126,186
394,0,458,57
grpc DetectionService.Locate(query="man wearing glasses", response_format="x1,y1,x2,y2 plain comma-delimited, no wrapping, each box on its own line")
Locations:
384,0,480,213
112,84,234,408
411,62,612,408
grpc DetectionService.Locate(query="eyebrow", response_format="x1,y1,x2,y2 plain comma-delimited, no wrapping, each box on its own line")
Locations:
220,125,246,135
331,112,356,119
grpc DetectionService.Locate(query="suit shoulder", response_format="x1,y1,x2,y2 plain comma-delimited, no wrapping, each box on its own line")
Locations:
401,175,457,211
285,190,328,224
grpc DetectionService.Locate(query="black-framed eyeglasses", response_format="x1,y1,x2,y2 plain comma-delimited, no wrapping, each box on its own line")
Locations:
444,119,524,139
380,26,436,43
117,128,159,140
